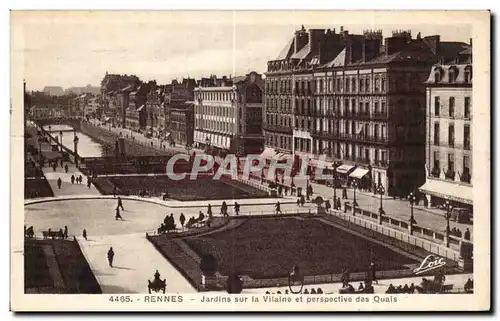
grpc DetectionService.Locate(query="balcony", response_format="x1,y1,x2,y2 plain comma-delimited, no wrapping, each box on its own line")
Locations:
264,125,293,134
430,166,441,178
374,159,389,168
354,157,371,165
460,170,471,184
445,169,455,180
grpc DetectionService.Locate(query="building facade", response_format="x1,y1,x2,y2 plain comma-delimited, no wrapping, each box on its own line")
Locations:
193,72,264,155
264,26,470,196
419,61,473,210
169,103,194,146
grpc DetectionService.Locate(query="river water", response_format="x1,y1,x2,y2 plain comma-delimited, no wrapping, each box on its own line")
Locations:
43,124,104,157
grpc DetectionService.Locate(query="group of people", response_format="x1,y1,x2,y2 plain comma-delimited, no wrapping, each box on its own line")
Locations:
265,287,324,295
385,283,417,294
70,174,83,185
449,227,471,240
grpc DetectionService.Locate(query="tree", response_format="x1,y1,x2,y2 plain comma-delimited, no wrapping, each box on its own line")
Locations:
199,254,217,277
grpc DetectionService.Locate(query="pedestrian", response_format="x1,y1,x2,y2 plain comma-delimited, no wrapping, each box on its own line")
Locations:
342,187,348,199
60,159,64,168
115,207,123,220
234,202,240,216
117,197,124,210
107,247,115,267
284,186,288,196
82,229,87,240
71,175,75,184
64,164,68,173
300,195,305,206
52,163,57,172
113,185,117,197
57,177,62,190
275,201,282,214
64,225,68,239
180,213,186,229
464,228,471,240
207,204,213,219
79,175,83,184
87,177,91,188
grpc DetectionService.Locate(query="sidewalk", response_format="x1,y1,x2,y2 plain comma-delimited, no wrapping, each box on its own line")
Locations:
77,233,196,294
238,273,473,295
43,161,101,197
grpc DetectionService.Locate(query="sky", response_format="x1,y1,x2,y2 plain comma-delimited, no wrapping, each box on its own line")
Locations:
11,11,473,91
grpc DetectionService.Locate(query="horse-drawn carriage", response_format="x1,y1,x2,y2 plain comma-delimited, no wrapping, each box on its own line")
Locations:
148,270,166,294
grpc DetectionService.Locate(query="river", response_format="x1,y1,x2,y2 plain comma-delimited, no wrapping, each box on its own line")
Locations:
43,124,104,157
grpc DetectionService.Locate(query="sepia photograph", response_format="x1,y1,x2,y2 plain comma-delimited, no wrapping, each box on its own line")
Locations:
10,10,490,312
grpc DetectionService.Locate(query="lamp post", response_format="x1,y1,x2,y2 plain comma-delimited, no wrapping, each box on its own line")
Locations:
37,135,43,164
408,192,417,234
352,180,359,208
205,136,211,154
332,167,338,209
59,131,63,152
445,200,452,248
73,135,79,167
377,184,385,224
288,265,304,294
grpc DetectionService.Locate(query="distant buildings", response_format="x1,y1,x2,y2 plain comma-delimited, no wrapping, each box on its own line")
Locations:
65,84,101,96
264,26,471,196
419,53,473,210
42,86,64,96
193,72,264,155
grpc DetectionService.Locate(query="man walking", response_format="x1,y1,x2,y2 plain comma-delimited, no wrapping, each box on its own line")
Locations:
107,247,115,267
115,207,123,220
234,202,240,216
63,226,68,239
71,175,75,185
64,164,69,173
275,201,282,214
57,177,62,190
117,197,124,211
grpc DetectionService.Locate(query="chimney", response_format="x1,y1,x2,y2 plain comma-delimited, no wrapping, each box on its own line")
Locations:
340,26,344,32
470,38,472,47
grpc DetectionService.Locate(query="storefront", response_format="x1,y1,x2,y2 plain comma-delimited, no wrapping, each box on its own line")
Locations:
349,167,370,190
335,164,356,186
419,178,473,211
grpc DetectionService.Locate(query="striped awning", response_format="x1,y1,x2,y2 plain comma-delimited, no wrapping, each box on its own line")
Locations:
419,179,473,205
336,164,355,174
349,168,369,179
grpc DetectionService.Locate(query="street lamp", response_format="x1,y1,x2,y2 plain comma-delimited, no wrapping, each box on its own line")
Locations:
445,200,452,248
73,135,79,167
352,180,359,208
332,165,338,209
59,131,63,152
288,265,304,294
409,192,417,234
205,136,211,154
377,183,385,217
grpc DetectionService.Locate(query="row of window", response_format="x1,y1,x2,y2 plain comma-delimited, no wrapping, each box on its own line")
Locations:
433,123,471,149
433,96,471,119
266,97,388,115
195,119,233,134
432,152,471,183
194,91,236,102
266,76,388,94
195,105,235,118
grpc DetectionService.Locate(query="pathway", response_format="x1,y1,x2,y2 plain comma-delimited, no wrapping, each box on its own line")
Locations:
77,233,196,294
44,161,101,197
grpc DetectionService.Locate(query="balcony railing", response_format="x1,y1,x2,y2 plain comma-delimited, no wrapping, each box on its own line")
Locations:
445,169,455,180
264,125,293,134
374,160,389,168
431,167,441,178
355,157,371,165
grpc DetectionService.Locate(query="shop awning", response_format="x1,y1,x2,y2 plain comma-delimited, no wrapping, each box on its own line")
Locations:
336,164,355,174
349,168,369,179
260,148,277,160
136,105,145,112
419,179,473,205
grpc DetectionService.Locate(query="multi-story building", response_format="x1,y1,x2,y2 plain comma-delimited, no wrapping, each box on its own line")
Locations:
419,55,473,210
264,26,470,196
84,96,100,116
146,85,164,132
169,102,194,146
193,72,264,155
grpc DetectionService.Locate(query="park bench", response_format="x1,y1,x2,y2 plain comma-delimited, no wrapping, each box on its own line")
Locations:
42,229,64,240
441,284,454,293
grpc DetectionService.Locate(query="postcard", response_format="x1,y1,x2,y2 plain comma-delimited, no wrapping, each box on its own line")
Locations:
10,10,490,312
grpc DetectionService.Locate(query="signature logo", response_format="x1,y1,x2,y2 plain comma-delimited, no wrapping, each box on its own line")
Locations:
413,255,447,275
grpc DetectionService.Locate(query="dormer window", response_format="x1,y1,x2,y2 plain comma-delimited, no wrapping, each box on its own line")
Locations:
434,66,443,83
448,66,458,83
464,66,472,83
